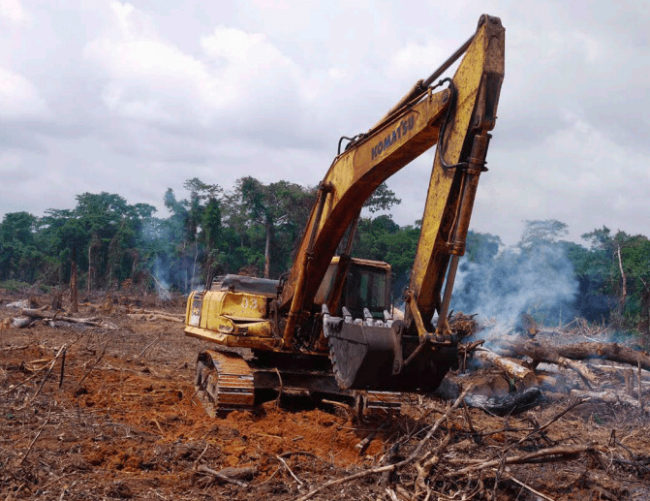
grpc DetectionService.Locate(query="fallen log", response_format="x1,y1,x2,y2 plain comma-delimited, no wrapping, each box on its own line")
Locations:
20,308,117,329
500,340,650,372
569,389,640,407
590,362,650,378
11,316,33,328
127,313,183,323
128,308,183,318
473,347,533,380
555,357,598,388
6,299,30,309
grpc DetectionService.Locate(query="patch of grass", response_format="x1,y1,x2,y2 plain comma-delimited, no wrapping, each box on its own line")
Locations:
0,279,32,292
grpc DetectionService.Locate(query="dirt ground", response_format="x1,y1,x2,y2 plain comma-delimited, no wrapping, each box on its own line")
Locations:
1,293,648,500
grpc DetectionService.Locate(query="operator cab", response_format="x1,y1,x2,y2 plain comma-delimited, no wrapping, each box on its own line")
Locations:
315,257,391,319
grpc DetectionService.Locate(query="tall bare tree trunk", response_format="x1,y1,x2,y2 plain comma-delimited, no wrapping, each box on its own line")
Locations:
640,278,649,348
87,243,92,295
70,248,78,313
264,220,271,278
182,241,188,293
191,242,199,289
616,243,627,324
130,249,139,281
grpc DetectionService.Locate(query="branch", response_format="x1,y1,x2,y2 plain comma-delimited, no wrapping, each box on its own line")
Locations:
196,464,254,487
450,445,595,476
28,344,67,403
295,386,470,501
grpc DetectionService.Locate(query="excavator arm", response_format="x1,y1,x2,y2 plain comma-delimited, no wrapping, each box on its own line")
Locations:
280,15,505,347
406,15,504,337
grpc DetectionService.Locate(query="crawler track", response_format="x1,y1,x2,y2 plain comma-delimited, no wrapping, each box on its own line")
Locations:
195,350,255,415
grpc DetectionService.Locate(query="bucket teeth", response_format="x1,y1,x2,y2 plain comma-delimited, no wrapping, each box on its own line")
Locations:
195,350,255,415
325,314,396,390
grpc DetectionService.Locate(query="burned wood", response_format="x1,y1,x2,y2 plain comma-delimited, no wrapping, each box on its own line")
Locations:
355,423,388,455
464,387,542,416
3,290,650,500
58,347,66,389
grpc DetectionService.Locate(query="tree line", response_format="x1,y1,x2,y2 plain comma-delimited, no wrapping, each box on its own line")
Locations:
0,177,647,337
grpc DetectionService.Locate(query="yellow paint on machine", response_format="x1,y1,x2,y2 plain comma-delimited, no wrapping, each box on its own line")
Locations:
184,326,279,350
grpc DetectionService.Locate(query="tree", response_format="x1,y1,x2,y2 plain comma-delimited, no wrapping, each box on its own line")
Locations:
519,219,568,250
465,231,501,263
201,195,222,285
0,212,42,283
39,209,86,310
227,176,314,278
364,183,401,213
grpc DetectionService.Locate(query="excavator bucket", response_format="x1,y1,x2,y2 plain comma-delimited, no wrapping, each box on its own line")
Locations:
326,321,396,389
323,313,456,392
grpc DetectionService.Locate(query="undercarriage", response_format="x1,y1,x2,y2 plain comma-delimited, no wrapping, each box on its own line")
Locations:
194,349,402,418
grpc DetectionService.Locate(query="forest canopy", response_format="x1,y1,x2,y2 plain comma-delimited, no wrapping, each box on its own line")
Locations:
0,177,647,339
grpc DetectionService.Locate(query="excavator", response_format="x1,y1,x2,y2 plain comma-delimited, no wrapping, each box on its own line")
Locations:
184,14,505,415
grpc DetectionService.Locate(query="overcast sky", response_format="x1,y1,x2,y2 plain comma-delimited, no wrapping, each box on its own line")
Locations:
0,0,648,244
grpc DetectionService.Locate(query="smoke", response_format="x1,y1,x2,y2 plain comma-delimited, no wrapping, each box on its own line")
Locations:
451,240,579,335
151,257,172,301
139,219,204,298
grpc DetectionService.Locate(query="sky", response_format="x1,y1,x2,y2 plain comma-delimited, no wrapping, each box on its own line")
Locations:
0,0,648,244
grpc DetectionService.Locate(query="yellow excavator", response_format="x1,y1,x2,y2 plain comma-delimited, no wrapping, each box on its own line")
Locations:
184,14,505,415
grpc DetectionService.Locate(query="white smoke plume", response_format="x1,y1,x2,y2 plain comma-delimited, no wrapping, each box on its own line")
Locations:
451,240,579,337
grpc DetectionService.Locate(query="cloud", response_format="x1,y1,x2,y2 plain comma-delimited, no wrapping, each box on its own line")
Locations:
389,41,448,78
0,0,27,24
0,0,647,248
84,3,313,152
471,110,650,243
0,66,49,120
84,3,216,128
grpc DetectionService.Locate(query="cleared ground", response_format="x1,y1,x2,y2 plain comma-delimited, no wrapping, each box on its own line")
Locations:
1,293,648,500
